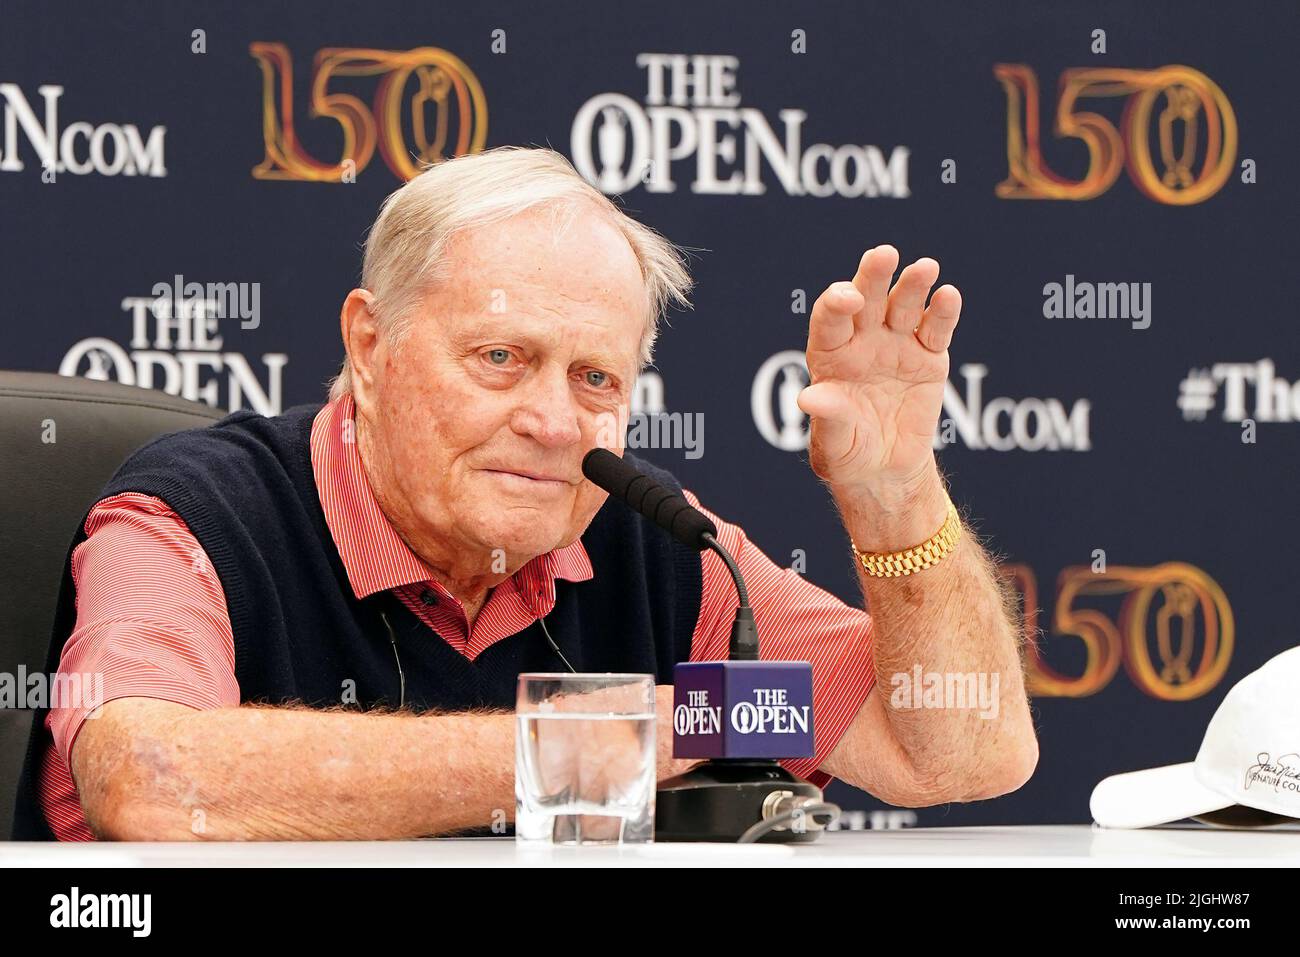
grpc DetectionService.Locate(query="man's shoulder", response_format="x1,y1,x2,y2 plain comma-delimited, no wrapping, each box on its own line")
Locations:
113,403,322,471
97,403,325,512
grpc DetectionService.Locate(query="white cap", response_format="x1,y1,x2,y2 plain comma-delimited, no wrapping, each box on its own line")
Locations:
1090,646,1300,828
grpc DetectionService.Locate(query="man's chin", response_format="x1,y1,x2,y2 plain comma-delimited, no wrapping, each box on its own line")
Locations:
474,526,570,564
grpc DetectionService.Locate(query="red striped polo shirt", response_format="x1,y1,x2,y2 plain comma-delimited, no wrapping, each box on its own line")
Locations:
38,395,876,840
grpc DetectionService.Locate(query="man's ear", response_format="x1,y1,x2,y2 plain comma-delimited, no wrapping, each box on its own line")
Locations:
340,289,379,410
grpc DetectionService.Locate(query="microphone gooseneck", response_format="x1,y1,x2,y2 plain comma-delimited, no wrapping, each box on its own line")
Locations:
700,532,757,661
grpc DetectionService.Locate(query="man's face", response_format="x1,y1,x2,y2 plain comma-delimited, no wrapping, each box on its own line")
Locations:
356,204,646,570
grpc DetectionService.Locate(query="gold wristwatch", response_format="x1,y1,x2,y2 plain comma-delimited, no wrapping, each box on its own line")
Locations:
850,498,961,578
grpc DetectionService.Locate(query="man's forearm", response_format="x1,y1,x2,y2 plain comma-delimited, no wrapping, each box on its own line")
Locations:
834,463,1037,797
72,698,515,841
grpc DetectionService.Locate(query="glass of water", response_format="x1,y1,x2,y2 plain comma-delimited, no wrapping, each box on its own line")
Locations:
515,673,656,845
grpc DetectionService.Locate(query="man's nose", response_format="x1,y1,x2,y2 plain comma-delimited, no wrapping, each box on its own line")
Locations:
511,372,583,449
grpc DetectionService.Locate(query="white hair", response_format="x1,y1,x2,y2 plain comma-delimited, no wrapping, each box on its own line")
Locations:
328,146,693,400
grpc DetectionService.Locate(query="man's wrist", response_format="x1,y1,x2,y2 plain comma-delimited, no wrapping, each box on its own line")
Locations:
831,460,951,554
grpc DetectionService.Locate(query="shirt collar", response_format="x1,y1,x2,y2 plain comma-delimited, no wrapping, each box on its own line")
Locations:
309,394,594,601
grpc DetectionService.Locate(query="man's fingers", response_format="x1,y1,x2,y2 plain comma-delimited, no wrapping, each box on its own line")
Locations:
884,257,941,334
915,284,963,353
809,250,953,355
852,244,899,328
807,281,865,353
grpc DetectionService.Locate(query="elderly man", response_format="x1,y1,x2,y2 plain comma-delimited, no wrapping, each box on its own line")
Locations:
15,147,1036,841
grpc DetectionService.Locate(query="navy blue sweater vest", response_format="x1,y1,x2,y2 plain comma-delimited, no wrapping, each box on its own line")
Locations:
11,404,702,839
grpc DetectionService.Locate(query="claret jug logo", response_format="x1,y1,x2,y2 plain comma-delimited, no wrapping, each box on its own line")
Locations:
250,43,488,182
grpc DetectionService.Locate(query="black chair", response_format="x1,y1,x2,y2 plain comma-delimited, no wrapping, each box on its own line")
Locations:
0,371,223,838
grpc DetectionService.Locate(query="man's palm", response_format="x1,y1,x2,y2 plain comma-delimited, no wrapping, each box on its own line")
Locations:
798,246,962,490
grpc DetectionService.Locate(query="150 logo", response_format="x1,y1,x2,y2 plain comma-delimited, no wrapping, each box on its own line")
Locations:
995,64,1237,204
1002,563,1233,700
250,43,488,182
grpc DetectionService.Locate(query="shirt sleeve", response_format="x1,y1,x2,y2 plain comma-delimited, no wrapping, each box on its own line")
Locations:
683,489,876,789
47,492,240,778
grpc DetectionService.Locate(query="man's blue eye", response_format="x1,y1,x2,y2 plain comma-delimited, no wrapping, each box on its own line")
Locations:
585,371,608,387
487,349,511,365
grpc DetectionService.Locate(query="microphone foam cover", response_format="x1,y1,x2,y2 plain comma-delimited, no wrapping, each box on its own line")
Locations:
582,448,717,549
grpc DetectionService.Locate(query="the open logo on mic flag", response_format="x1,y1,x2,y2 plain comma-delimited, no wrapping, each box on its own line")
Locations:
672,661,815,760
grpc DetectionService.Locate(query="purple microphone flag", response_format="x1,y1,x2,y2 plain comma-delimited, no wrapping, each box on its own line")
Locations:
672,661,815,760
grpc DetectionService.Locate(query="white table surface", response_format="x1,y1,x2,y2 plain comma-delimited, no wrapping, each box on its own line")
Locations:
2,824,1298,867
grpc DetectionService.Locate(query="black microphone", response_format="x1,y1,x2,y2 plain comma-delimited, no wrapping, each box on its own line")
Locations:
582,448,755,660
580,448,837,843
581,447,717,550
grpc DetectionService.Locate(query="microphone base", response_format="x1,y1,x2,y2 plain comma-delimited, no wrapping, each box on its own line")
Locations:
655,759,824,843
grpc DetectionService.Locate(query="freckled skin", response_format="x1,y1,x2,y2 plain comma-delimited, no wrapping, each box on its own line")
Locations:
343,204,647,609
